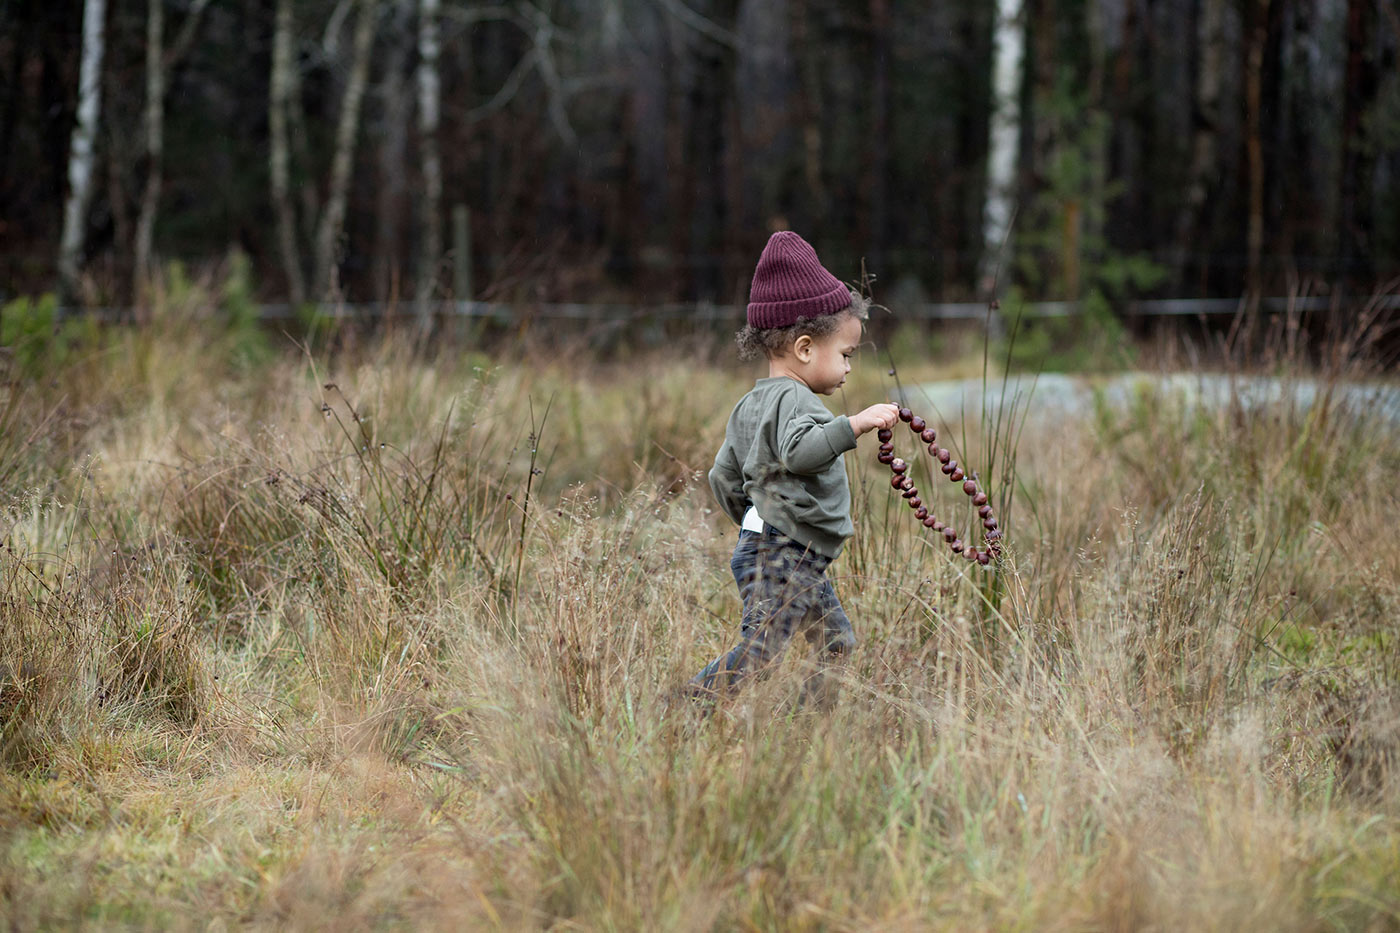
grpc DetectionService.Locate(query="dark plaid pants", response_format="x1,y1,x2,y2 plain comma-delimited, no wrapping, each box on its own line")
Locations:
690,527,856,696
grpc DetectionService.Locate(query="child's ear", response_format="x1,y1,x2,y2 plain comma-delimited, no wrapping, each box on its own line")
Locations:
793,334,813,361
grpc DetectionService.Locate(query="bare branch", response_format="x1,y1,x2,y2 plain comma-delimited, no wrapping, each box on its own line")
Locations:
464,47,539,122
163,0,213,69
439,3,514,27
321,0,352,57
524,5,577,145
657,0,738,48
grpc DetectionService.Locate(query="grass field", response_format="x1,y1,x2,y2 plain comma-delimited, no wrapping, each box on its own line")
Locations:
2,300,1398,929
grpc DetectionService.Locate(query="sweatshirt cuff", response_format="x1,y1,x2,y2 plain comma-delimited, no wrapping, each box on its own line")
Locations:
827,415,858,457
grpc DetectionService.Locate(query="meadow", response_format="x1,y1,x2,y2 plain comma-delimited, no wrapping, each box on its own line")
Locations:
1,290,1398,930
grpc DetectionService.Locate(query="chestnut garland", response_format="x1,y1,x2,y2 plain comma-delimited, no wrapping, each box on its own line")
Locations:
877,407,1002,567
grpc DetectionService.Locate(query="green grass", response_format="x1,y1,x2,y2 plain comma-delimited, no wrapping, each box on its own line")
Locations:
0,303,1397,929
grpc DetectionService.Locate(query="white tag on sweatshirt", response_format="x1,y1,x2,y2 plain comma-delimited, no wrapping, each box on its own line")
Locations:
741,506,766,533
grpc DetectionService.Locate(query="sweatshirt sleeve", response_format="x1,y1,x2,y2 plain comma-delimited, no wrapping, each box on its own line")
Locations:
778,404,858,475
708,441,748,525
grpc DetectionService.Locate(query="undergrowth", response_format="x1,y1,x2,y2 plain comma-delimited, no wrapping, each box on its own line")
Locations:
0,298,1397,929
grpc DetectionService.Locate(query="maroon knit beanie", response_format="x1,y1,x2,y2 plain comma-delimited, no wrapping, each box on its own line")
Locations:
746,231,851,328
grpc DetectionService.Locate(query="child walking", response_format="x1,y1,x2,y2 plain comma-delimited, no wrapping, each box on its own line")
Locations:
691,231,898,700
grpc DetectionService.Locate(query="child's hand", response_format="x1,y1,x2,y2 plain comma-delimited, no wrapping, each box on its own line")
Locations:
850,403,901,438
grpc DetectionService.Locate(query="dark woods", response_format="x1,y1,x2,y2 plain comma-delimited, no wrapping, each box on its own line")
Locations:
2,0,1397,309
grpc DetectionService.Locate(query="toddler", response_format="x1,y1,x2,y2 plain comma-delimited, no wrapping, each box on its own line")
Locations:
691,231,898,700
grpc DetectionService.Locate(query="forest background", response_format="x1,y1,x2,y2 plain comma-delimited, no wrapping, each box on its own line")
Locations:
5,1,1400,927
3,0,1399,318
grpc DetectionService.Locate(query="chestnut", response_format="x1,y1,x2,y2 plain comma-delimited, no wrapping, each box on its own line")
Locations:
932,521,945,533
977,550,991,566
908,497,922,509
983,517,998,530
937,448,951,464
902,487,918,499
890,475,906,489
909,415,926,432
950,540,964,553
941,461,954,475
950,468,965,482
963,480,978,496
942,527,956,542
877,451,895,464
921,428,937,444
978,504,993,518
891,458,908,474
973,492,988,506
877,428,893,443
923,515,939,528
915,506,928,520
898,408,913,422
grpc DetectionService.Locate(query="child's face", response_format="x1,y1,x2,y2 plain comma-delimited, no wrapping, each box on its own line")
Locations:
796,313,863,395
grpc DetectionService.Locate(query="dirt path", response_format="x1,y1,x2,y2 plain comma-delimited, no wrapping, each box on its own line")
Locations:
906,372,1400,424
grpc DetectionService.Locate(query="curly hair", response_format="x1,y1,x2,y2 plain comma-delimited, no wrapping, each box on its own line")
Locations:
735,289,870,361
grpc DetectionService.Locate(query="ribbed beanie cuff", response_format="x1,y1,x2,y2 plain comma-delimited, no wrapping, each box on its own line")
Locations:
746,231,851,328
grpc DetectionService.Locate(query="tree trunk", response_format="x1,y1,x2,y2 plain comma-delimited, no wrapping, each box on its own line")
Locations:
373,1,412,304
313,0,377,301
979,0,1025,298
133,0,164,301
867,0,890,273
415,0,443,324
270,0,306,306
1337,0,1375,290
1172,0,1224,293
57,0,107,305
134,0,211,302
1079,0,1112,303
789,0,827,229
686,0,738,301
1244,0,1271,308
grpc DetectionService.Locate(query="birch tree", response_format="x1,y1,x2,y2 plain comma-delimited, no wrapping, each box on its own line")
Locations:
270,0,379,305
312,0,378,300
269,0,306,305
415,0,442,324
979,0,1025,298
57,0,108,304
134,0,212,298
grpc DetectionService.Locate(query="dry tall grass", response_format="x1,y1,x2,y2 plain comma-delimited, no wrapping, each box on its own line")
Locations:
1,305,1397,930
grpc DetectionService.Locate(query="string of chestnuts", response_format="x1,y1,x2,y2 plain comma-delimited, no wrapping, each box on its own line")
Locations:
878,407,1002,567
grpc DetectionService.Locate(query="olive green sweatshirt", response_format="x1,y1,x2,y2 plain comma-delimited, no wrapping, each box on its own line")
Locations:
708,376,859,558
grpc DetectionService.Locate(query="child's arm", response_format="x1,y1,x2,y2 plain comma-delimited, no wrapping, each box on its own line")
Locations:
780,402,899,474
849,403,900,437
708,445,748,525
